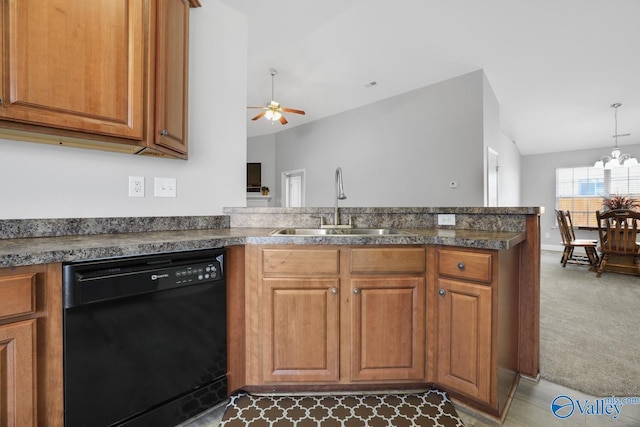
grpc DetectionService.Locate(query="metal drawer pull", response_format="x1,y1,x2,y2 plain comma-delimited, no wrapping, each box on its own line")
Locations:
457,262,465,270
353,288,360,294
438,289,446,296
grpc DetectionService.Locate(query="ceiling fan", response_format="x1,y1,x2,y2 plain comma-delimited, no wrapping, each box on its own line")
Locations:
248,69,305,125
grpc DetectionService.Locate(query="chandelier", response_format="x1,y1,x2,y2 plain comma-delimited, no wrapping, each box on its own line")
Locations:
594,103,638,168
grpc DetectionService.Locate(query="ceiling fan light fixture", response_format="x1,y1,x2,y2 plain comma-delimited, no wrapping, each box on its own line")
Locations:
246,69,306,126
265,110,282,121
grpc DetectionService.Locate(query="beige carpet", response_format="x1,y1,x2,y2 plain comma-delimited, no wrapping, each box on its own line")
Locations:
540,249,640,397
219,390,464,427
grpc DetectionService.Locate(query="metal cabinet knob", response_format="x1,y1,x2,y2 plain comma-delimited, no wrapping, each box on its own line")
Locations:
331,288,338,295
438,289,446,296
457,262,465,270
353,288,360,294
160,129,169,136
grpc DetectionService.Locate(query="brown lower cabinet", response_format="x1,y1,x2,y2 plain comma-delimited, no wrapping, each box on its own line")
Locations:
241,245,427,388
433,246,520,417
0,264,63,427
231,244,520,419
435,278,492,402
262,276,341,383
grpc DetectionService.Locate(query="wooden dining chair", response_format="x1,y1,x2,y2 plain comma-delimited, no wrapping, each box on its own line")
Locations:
555,209,599,268
595,209,640,277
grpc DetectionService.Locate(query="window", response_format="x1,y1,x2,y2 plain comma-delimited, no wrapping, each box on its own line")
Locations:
556,166,640,227
578,179,604,196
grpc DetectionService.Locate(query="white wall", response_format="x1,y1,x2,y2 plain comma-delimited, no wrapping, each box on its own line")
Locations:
482,74,521,206
247,134,276,206
521,142,640,248
247,70,522,207
0,1,247,219
270,70,489,207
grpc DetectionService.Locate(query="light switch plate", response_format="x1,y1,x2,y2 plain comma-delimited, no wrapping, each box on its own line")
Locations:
438,214,456,226
154,177,177,198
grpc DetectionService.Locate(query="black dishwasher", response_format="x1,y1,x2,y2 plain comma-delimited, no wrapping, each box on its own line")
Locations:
62,248,227,427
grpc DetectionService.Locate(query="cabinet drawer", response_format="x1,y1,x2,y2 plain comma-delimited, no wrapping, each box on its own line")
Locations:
438,249,492,283
262,248,340,275
350,247,426,274
0,274,36,319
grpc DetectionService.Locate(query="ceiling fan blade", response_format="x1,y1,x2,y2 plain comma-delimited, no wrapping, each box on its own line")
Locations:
247,106,267,109
281,107,306,115
251,111,267,121
279,115,288,125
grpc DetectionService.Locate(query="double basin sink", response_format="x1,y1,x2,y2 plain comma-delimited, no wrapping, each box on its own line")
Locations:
270,228,408,236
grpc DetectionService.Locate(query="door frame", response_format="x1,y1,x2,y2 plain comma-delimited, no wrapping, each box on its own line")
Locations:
487,147,499,207
281,169,306,207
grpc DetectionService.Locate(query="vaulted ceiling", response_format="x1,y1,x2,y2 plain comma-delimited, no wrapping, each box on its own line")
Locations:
220,0,640,156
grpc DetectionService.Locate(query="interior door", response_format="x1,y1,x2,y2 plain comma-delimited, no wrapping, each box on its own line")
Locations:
282,169,305,207
487,148,499,206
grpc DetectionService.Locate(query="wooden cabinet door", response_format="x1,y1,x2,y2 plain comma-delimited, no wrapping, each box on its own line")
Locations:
350,277,425,382
0,0,145,139
153,0,189,156
0,319,37,427
436,278,492,403
262,278,340,383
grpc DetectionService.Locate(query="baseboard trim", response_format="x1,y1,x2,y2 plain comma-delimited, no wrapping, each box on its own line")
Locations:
519,372,541,383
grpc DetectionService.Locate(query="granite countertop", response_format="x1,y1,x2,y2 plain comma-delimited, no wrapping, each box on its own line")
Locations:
0,227,526,268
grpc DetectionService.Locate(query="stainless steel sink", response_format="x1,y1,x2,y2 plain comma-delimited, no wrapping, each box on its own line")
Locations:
270,228,408,236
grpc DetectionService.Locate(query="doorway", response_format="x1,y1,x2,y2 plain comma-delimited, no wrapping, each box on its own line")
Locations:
282,169,305,207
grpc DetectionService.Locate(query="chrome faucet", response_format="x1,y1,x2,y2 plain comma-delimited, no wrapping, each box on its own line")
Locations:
334,167,347,226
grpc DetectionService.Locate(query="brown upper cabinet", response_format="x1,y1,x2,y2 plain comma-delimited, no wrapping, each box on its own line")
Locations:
0,0,199,159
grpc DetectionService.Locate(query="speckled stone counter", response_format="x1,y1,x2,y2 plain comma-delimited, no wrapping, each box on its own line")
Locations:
0,227,526,268
223,206,541,231
0,208,541,268
1,215,229,239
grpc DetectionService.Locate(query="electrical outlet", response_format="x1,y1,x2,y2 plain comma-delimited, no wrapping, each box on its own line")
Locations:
128,176,145,197
438,214,456,226
154,177,177,198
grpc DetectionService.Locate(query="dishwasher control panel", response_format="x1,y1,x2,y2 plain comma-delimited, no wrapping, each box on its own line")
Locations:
165,260,220,286
63,248,225,308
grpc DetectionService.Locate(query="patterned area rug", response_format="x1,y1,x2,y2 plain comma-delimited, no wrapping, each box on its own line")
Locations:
219,390,465,427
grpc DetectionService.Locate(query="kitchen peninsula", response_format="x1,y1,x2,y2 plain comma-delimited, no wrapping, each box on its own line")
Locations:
0,206,541,425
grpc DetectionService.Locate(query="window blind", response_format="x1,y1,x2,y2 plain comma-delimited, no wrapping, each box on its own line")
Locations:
555,165,640,227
